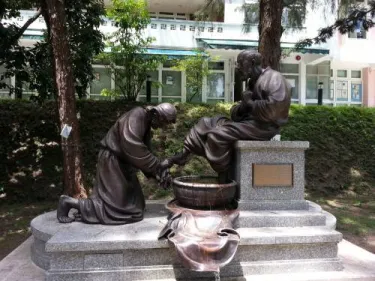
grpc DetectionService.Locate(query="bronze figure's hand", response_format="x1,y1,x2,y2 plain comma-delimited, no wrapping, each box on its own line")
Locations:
158,168,172,189
160,159,173,170
169,150,190,166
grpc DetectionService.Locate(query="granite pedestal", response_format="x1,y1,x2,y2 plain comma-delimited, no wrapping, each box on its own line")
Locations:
30,141,344,280
234,141,310,210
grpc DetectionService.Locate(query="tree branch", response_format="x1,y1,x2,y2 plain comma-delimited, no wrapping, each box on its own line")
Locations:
294,1,375,50
10,9,42,45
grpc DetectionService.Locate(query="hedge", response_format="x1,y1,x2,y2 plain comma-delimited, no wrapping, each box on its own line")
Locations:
0,100,374,203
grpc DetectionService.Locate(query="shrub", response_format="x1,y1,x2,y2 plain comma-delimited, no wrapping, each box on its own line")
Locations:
0,100,374,202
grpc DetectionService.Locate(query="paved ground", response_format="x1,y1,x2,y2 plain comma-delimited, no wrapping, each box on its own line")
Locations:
0,237,374,281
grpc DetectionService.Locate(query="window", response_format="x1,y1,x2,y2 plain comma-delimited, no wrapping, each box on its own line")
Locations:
151,23,157,29
281,8,289,26
170,24,176,30
306,63,331,101
189,26,195,31
90,68,111,96
162,71,181,97
180,25,186,31
348,19,366,39
337,70,347,78
217,27,223,33
163,60,178,68
207,73,225,98
336,81,349,101
280,64,299,74
209,62,225,70
351,70,361,78
307,65,318,75
102,21,107,26
208,27,214,32
198,27,204,32
351,83,362,102
139,71,159,98
160,24,167,30
284,75,299,100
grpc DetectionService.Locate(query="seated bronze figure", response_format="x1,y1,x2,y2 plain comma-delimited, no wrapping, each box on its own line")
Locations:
167,51,291,181
57,103,177,225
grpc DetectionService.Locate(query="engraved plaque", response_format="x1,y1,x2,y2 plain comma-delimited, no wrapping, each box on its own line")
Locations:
253,164,293,187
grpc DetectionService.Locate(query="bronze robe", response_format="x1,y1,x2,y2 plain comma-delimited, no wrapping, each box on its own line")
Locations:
184,68,291,172
79,107,160,225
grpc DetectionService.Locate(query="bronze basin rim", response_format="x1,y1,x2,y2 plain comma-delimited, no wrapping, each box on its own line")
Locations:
173,175,237,189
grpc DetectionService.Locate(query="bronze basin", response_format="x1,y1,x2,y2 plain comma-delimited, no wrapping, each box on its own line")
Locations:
172,176,237,209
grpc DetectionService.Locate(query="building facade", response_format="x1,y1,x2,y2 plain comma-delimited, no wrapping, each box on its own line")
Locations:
1,0,375,107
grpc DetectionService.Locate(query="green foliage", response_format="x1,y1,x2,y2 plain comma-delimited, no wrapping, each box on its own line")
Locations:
194,0,225,22
98,0,165,101
0,101,374,203
283,105,375,194
0,0,36,95
172,51,213,102
240,0,328,33
100,88,120,98
0,0,104,100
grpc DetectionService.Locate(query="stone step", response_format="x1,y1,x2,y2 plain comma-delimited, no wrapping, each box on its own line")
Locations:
44,235,340,270
31,208,344,281
238,226,342,246
31,212,342,272
45,258,343,281
236,209,327,228
42,222,341,253
5,238,375,281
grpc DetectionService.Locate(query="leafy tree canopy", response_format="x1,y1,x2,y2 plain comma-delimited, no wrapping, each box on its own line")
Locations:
0,0,105,101
295,0,375,50
98,0,165,101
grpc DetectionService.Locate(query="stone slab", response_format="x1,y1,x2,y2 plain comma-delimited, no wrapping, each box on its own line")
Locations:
2,238,375,281
235,141,310,150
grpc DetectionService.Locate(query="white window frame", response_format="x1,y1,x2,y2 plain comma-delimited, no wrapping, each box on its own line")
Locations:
206,60,228,103
306,64,332,105
280,63,300,103
330,68,363,106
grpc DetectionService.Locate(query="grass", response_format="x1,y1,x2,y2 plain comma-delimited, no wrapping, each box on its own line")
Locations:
0,201,56,260
308,193,375,252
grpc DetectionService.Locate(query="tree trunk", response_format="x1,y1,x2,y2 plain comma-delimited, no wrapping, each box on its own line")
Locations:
258,0,283,70
43,0,87,198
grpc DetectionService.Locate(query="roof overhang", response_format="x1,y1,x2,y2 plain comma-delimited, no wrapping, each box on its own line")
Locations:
198,38,330,55
104,47,204,58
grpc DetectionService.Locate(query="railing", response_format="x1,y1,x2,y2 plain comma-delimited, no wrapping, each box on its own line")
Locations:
6,10,311,48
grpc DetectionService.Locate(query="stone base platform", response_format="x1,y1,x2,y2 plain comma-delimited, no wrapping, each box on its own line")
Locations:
30,201,343,281
3,237,375,281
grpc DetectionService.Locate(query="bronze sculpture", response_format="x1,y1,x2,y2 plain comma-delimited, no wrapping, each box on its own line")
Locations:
168,50,291,181
57,103,177,225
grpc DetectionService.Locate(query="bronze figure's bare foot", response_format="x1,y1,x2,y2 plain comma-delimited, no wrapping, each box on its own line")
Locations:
57,195,77,223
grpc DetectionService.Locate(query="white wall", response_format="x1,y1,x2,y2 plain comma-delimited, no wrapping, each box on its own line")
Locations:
224,0,245,24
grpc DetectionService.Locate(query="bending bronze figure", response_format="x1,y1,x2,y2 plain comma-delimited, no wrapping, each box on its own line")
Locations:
57,103,177,225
